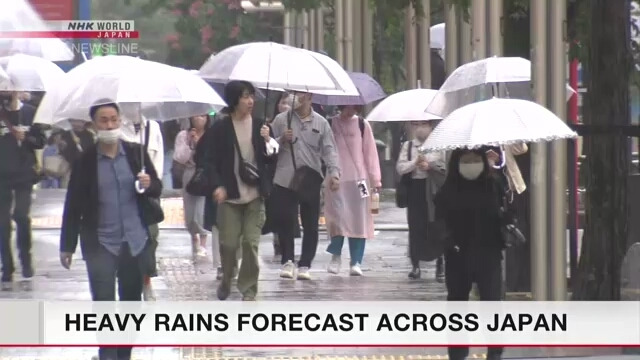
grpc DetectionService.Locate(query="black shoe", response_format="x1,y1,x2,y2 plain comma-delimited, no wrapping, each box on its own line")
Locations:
408,267,421,279
22,265,34,279
216,283,231,300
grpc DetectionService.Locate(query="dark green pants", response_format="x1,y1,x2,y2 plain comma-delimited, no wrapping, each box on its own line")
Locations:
217,198,265,298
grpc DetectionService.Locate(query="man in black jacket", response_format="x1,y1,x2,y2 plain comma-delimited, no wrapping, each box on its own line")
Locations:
59,101,162,360
0,91,45,289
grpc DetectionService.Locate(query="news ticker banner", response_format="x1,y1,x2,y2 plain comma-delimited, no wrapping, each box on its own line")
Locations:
0,301,637,346
0,21,138,39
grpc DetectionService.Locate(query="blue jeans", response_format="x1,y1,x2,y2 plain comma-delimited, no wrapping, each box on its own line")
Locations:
326,236,366,266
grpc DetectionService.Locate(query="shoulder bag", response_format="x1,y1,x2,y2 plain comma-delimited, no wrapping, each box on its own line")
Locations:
287,111,323,203
232,123,260,187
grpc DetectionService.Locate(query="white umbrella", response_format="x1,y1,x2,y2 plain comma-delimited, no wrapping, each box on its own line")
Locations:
0,67,9,90
198,41,358,94
430,23,445,49
421,98,578,152
0,0,74,61
425,56,577,117
35,56,227,128
366,89,442,122
0,54,65,91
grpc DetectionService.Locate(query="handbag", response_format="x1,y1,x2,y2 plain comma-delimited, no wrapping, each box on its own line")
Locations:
286,111,323,203
232,126,260,187
499,188,527,247
186,168,211,196
140,197,164,226
43,154,70,178
395,141,413,208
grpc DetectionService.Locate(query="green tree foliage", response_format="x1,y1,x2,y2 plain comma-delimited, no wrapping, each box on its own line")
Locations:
137,0,283,68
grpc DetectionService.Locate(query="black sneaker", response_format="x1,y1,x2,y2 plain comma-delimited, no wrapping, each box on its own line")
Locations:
22,266,34,279
408,267,421,279
1,276,12,291
216,282,231,301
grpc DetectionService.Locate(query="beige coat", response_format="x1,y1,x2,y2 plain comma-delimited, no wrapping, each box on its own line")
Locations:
504,143,528,194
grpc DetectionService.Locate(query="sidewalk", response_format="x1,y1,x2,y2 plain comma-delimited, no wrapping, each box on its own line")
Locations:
0,224,622,359
30,189,408,230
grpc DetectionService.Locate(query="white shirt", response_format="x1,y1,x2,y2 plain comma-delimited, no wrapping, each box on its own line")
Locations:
120,117,164,179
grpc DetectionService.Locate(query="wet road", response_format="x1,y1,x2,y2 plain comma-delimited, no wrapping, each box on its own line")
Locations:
0,190,626,359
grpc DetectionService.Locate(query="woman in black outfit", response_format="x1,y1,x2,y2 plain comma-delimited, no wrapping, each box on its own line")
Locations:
434,148,510,360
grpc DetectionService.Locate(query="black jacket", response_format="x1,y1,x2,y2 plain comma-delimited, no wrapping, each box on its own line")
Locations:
202,116,275,200
0,105,46,185
60,141,163,256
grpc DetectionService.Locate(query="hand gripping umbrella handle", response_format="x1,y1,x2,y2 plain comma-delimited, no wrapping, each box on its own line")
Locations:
135,168,146,194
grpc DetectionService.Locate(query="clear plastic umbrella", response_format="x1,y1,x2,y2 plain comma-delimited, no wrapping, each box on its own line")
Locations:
422,98,578,152
34,56,227,128
424,56,577,118
0,54,65,91
0,0,74,61
198,41,358,94
366,89,441,122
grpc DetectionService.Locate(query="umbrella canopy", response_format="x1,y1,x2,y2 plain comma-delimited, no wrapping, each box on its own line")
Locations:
0,67,9,90
34,56,226,129
198,41,358,94
367,89,441,122
430,23,445,49
311,71,386,106
421,98,578,152
0,54,64,91
0,0,73,61
425,56,577,118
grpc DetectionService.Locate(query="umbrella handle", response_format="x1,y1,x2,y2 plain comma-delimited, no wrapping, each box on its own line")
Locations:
135,167,146,194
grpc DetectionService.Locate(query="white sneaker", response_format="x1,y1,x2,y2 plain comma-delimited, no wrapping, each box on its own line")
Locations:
349,264,363,276
297,266,311,280
143,284,156,301
197,246,207,257
280,261,295,279
327,255,341,274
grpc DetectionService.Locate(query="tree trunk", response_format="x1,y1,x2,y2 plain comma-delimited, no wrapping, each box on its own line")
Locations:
572,0,631,300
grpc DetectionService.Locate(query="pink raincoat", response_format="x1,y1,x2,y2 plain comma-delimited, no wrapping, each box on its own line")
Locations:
324,115,381,240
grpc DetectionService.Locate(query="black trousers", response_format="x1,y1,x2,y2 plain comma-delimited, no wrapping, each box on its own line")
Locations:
0,183,33,281
85,243,145,360
271,185,320,268
445,246,504,360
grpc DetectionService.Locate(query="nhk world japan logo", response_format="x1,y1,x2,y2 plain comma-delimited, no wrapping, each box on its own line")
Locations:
0,21,138,39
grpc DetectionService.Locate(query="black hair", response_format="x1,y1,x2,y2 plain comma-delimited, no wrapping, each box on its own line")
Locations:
89,99,120,120
337,104,363,113
272,91,290,120
223,80,255,113
189,114,212,129
445,148,492,185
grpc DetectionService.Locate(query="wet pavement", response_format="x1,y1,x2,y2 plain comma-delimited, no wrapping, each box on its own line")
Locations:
0,190,624,359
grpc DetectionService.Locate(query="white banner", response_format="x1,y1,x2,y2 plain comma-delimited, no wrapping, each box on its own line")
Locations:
3,301,638,346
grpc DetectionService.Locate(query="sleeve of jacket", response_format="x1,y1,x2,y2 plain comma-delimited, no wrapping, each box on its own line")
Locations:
320,119,341,179
202,124,222,191
60,158,82,253
25,123,46,150
142,146,163,198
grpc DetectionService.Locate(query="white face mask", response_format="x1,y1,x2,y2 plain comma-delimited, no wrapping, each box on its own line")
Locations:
96,128,121,144
458,162,484,180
